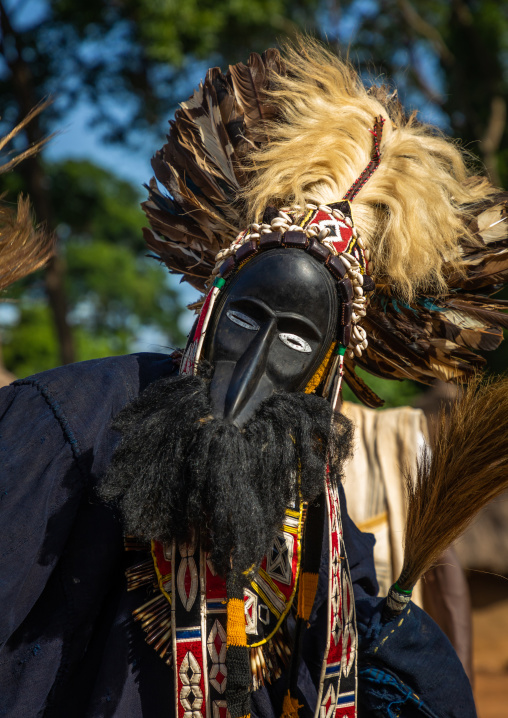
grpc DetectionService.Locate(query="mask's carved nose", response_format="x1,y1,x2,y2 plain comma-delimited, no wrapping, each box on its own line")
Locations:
223,318,276,425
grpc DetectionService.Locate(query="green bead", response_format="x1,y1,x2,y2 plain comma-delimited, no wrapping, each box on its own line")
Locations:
393,582,413,595
213,277,226,289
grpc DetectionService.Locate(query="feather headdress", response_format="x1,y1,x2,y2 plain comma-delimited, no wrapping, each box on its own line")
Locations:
143,38,508,405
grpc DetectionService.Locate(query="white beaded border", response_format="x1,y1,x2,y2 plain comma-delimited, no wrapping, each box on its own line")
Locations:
212,205,373,359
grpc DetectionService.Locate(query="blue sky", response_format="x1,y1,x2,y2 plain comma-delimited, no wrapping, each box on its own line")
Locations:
11,0,158,187
45,101,155,188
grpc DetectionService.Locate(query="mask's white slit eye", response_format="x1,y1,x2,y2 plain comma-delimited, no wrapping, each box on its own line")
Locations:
226,309,260,331
279,333,312,353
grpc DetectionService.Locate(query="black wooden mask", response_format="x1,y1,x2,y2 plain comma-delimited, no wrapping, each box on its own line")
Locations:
204,248,340,426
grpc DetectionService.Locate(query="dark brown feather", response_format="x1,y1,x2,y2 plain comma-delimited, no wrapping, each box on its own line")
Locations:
342,361,384,408
228,49,283,139
142,53,283,292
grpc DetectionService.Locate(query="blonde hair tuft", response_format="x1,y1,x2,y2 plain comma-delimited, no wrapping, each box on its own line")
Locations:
242,37,495,300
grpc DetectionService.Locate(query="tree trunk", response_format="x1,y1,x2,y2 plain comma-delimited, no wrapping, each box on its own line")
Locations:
0,1,75,365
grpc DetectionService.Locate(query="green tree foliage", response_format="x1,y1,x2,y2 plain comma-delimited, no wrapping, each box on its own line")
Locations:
327,0,508,187
0,0,320,370
1,159,186,378
1,0,320,141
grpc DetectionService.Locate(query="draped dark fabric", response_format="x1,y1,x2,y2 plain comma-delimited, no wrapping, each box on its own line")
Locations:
0,354,476,717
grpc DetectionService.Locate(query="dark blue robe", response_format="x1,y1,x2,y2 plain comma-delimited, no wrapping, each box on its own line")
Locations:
0,354,476,717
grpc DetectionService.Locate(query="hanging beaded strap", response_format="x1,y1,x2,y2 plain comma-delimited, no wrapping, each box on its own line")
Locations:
313,477,358,718
343,117,385,202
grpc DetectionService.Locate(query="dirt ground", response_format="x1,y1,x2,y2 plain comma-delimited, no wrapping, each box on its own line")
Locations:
469,573,508,718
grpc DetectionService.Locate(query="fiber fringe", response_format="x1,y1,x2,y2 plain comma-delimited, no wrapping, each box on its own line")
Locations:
399,374,508,592
125,538,172,664
250,624,292,690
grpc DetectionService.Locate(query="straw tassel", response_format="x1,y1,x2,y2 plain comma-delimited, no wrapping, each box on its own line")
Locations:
296,572,319,622
281,691,303,718
383,375,508,622
125,545,174,664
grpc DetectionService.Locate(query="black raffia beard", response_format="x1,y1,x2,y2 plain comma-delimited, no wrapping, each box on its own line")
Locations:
99,372,353,576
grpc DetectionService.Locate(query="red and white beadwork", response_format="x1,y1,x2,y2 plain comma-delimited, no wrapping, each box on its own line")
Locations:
211,203,371,361
316,478,358,718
